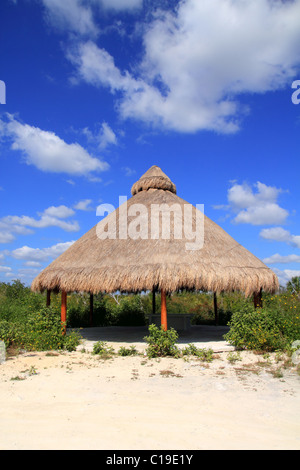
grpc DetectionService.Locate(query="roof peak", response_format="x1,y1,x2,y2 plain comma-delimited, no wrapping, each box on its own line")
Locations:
131,165,177,195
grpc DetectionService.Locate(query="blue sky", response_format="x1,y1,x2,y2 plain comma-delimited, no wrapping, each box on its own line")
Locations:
0,0,300,288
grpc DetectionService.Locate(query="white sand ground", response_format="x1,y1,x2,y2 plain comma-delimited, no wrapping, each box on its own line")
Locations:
0,326,299,450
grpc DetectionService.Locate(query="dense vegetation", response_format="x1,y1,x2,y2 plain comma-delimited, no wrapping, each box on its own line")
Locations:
0,278,299,353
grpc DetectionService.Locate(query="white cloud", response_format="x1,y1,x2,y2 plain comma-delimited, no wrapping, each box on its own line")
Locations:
0,114,109,176
0,230,17,244
272,268,300,287
98,0,143,10
228,182,281,210
0,220,33,244
69,41,137,91
4,272,14,278
0,205,79,244
3,208,79,232
98,122,117,149
11,241,75,262
73,199,93,211
263,254,300,264
24,261,42,267
260,227,300,249
233,204,288,226
42,205,75,219
225,181,288,226
41,0,143,38
0,266,12,273
42,0,98,37
69,0,300,133
82,122,118,149
122,167,136,177
17,267,40,278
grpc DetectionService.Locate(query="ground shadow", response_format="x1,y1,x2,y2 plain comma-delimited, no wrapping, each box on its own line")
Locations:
74,325,231,350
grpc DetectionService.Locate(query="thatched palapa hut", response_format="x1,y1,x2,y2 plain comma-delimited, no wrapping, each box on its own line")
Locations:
31,165,279,331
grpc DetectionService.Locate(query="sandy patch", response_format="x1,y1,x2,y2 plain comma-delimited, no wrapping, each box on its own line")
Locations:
0,342,299,450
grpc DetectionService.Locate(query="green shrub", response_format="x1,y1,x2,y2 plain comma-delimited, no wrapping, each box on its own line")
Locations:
0,280,44,323
224,295,300,351
63,330,82,352
92,341,115,357
181,343,214,361
118,345,139,356
109,295,146,326
144,324,180,358
23,307,66,350
0,307,81,352
93,295,114,326
0,320,24,348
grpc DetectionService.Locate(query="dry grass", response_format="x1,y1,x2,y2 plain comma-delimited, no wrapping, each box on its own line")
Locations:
31,165,278,297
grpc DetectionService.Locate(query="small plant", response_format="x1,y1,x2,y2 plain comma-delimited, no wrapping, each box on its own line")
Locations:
196,348,214,362
63,330,82,352
144,324,180,358
118,345,138,356
26,366,38,376
92,341,115,357
181,343,198,356
271,367,284,379
181,344,214,362
227,351,242,363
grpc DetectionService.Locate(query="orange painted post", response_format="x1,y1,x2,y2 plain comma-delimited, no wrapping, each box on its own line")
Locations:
61,290,67,335
161,288,167,331
46,289,51,307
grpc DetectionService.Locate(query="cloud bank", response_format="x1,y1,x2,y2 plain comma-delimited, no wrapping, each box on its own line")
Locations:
0,114,109,177
67,0,300,133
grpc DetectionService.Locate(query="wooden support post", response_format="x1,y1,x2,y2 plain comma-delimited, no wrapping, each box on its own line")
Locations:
46,289,51,307
89,293,93,327
152,287,156,316
214,292,219,326
161,288,167,331
253,289,263,309
61,290,67,335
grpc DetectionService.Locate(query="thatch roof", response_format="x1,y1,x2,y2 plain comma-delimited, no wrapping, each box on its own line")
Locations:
31,165,278,296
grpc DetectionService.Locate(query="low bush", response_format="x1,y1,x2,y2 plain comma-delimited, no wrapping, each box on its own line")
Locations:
224,294,300,351
118,345,139,356
0,320,24,349
144,324,180,358
0,307,81,352
92,341,115,357
67,293,146,327
108,295,146,326
0,280,44,324
181,343,214,362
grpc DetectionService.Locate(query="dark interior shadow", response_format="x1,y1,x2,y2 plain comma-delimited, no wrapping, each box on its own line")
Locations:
74,325,230,345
